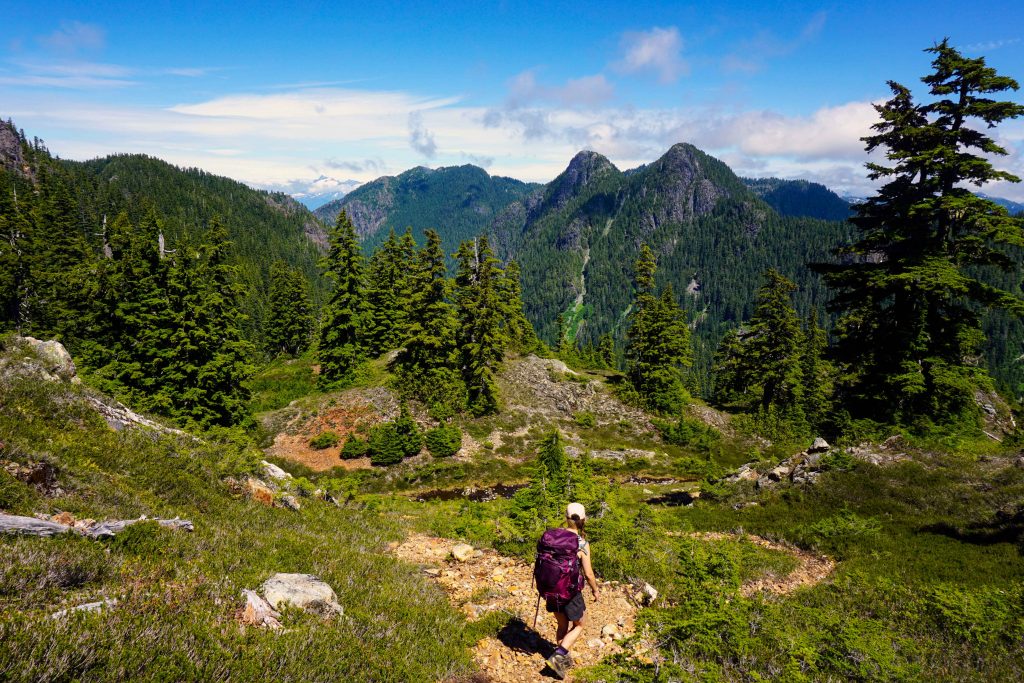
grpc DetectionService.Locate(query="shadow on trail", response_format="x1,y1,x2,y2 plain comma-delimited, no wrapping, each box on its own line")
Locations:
495,617,561,679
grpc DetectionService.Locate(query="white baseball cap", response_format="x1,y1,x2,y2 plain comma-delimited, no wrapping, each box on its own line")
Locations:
566,502,586,520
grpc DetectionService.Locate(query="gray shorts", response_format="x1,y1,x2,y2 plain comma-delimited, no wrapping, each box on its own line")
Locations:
546,591,585,621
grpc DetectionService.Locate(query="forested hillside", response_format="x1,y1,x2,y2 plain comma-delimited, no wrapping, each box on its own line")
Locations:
0,121,326,343
488,145,854,394
742,177,853,221
314,164,539,258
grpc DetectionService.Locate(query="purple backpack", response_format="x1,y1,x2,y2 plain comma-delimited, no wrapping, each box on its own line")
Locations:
534,528,583,601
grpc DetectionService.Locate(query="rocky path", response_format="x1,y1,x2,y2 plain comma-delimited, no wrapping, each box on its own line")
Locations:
391,534,649,682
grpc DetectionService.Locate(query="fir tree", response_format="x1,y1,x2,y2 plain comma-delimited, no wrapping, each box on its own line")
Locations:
318,210,365,387
393,229,464,415
498,259,539,354
160,218,254,427
598,332,615,369
800,313,831,432
265,260,313,357
816,40,1024,424
454,235,505,415
745,269,805,415
625,244,692,413
364,229,409,357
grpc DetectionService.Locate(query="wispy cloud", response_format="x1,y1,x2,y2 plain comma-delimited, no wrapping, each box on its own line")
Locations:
613,27,688,84
961,38,1021,53
38,21,106,53
721,11,827,74
505,70,614,109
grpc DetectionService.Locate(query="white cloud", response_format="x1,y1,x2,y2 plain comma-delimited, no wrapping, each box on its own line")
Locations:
38,21,106,53
408,111,438,158
614,27,687,84
721,11,827,75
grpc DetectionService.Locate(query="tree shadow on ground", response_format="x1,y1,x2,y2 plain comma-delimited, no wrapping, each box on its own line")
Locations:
920,505,1024,553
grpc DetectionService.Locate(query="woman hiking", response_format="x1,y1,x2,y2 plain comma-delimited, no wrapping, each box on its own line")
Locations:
538,502,600,680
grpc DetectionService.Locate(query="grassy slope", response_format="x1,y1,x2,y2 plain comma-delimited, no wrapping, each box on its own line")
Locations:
0,367,482,682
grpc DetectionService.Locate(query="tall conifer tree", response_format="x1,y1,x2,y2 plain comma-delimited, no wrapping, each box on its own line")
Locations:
817,40,1024,423
265,259,313,357
318,210,365,386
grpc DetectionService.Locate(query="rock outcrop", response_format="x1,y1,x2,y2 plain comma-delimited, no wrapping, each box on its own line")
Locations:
261,573,343,616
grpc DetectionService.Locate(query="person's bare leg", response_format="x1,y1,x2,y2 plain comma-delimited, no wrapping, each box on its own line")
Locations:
560,615,586,651
554,612,569,644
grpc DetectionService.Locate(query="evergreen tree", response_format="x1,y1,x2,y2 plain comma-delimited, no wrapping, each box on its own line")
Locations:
265,260,313,357
159,218,254,427
318,210,365,387
817,40,1024,424
454,235,505,415
800,314,831,432
744,269,805,416
97,209,176,405
498,259,539,354
363,229,409,357
598,332,615,369
394,229,464,415
625,244,692,413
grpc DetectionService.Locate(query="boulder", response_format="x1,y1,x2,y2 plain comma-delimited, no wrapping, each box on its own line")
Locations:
245,478,275,506
601,623,620,639
808,437,830,453
277,494,301,511
22,337,78,383
637,581,658,605
261,573,343,616
261,461,292,481
767,465,792,482
451,543,474,562
1,460,62,496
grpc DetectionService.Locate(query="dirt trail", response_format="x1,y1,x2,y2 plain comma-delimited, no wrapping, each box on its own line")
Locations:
391,534,650,682
392,532,834,681
683,531,835,596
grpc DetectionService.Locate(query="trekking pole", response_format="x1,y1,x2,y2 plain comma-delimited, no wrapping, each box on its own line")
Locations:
533,594,541,630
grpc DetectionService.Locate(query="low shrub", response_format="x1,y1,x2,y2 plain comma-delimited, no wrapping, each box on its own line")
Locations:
425,424,462,458
574,411,596,428
341,436,369,460
309,431,340,450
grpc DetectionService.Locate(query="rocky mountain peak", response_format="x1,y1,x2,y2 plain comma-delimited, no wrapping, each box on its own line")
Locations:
546,150,618,210
0,120,26,175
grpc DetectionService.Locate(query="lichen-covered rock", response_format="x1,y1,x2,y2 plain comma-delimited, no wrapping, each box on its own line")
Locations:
261,573,343,616
451,543,474,562
21,337,78,383
809,437,831,453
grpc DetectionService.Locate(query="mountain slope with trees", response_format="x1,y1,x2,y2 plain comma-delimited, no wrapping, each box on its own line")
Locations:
314,164,539,259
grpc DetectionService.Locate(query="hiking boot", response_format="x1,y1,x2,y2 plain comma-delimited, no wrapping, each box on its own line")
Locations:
545,652,571,680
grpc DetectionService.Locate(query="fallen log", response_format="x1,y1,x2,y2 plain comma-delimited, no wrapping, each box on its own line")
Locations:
0,512,194,538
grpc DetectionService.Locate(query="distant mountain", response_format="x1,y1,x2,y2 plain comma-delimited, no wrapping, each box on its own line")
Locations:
290,176,363,210
742,177,852,221
314,164,540,255
488,144,855,390
979,193,1024,215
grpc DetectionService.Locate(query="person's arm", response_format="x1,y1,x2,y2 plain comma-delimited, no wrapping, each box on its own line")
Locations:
580,549,599,601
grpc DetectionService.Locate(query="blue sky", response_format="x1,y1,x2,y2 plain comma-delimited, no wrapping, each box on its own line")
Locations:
4,1,1024,199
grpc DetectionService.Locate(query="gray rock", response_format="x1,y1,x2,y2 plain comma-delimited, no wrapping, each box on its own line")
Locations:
22,337,78,382
261,573,343,616
768,465,792,482
809,437,830,453
278,495,301,511
261,461,292,481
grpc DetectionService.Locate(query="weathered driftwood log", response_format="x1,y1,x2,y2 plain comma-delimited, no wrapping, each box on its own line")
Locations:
0,514,71,537
50,598,119,620
240,589,282,629
0,512,194,538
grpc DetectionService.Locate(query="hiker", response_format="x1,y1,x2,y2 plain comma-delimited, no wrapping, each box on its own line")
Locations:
535,502,600,679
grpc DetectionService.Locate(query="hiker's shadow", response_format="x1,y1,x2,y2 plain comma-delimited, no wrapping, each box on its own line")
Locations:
496,617,562,679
